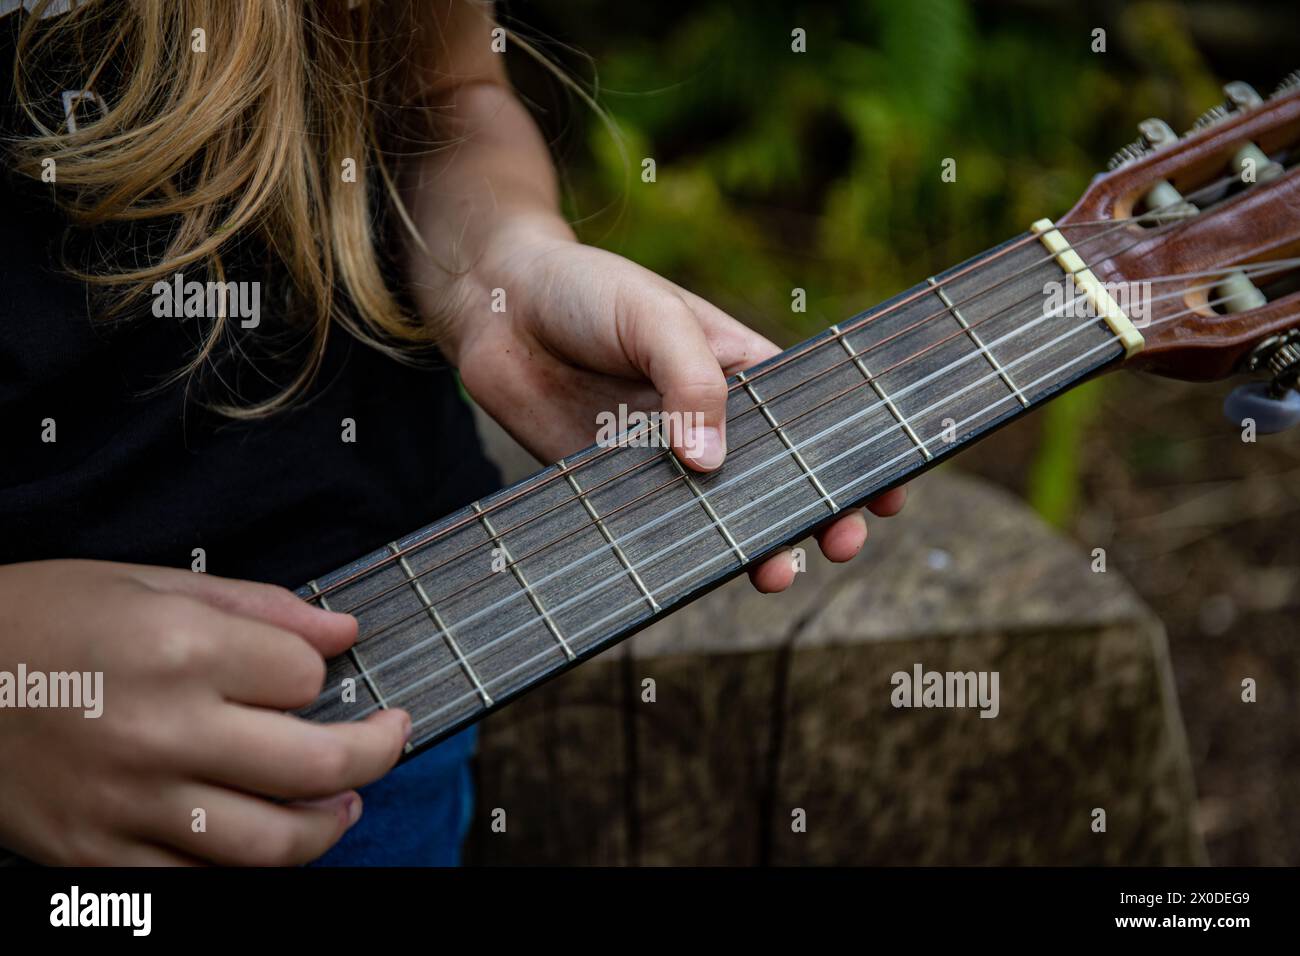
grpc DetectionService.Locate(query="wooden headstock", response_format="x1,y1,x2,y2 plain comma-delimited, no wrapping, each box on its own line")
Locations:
1055,75,1300,383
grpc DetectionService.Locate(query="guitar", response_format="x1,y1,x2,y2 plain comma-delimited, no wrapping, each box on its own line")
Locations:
292,72,1300,764
2,72,1296,868
5,71,1290,869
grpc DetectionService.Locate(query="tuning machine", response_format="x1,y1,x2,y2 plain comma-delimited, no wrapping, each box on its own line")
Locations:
1190,81,1263,132
1189,81,1284,185
1107,117,1177,171
1224,330,1300,433
1112,75,1297,175
1106,119,1198,222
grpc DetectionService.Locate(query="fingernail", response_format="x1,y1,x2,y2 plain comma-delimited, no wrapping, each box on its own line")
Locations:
682,425,724,470
401,711,413,743
346,794,362,827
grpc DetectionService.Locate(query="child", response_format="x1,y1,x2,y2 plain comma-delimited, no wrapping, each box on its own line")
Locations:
0,0,902,865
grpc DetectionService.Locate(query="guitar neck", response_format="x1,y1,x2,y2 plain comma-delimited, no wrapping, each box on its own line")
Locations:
295,222,1134,758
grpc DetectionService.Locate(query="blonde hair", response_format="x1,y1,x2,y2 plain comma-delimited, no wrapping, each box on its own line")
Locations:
8,0,446,416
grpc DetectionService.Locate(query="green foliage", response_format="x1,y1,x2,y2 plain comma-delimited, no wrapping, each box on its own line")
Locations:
515,0,1227,523
1027,379,1104,528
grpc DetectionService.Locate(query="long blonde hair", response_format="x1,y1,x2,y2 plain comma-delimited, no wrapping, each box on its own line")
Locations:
8,0,446,416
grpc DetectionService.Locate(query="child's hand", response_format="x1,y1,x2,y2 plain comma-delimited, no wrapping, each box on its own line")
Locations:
440,218,907,593
0,561,407,864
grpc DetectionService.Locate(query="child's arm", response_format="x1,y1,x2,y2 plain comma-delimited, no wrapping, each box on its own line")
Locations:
401,1,904,594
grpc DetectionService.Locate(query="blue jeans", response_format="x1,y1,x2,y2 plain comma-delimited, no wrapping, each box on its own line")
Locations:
311,726,477,866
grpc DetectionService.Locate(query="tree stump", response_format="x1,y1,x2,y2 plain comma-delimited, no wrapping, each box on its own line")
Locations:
463,411,1204,865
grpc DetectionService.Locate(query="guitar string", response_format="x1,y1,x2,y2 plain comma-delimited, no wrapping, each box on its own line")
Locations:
312,258,1296,676
315,224,1154,624
301,216,1135,608
302,183,1225,608
309,165,1250,613
406,284,1278,732
307,208,1190,617
348,251,1284,627
309,266,1286,716
396,288,1261,734
410,344,1120,730
311,272,1120,695
311,264,1290,709
335,281,1234,712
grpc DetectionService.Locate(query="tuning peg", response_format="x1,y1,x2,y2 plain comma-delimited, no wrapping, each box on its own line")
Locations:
1183,82,1284,184
1107,118,1178,171
1190,81,1265,133
1138,118,1178,147
1224,81,1264,109
1105,119,1198,220
1214,271,1268,314
1223,382,1300,433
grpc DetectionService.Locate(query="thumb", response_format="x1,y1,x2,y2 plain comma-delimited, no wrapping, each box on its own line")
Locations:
620,290,730,472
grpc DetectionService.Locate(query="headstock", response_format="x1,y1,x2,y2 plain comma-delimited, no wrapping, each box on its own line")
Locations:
1052,72,1300,430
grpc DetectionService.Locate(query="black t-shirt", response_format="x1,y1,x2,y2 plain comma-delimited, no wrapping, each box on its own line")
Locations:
0,11,500,590
0,7,502,866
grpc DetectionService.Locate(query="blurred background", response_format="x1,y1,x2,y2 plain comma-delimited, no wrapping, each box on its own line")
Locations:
494,0,1300,864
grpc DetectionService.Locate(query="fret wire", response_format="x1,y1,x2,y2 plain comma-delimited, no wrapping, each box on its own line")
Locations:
927,276,1030,408
358,276,1261,738
379,248,1248,642
407,332,1129,733
762,251,1152,466
308,579,392,717
341,282,1258,735
306,224,1159,619
303,222,1156,608
387,543,494,708
318,259,1258,731
662,435,748,564
830,324,933,461
471,501,576,661
387,303,1131,717
335,240,1149,642
316,273,1134,693
422,276,1221,678
557,459,661,614
735,368,838,513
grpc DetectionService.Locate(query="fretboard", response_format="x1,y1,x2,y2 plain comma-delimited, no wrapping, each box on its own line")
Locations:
295,225,1130,757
